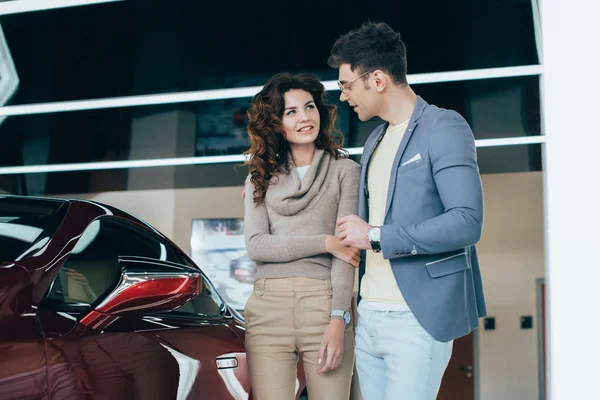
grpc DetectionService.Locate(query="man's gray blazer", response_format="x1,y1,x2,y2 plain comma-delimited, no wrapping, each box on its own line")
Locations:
358,96,487,342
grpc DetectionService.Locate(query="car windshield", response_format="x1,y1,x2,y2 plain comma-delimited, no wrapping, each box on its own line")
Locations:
0,197,67,262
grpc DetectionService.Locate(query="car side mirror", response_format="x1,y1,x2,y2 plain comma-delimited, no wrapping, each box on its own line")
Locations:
80,256,202,330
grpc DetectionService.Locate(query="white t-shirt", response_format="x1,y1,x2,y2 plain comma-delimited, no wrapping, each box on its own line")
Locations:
295,165,310,181
361,119,410,310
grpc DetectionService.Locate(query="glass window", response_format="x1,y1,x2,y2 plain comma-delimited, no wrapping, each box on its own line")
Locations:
0,0,538,105
0,75,539,167
0,1,135,105
45,217,180,305
194,77,350,157
0,75,542,195
0,196,66,261
0,163,250,195
349,76,542,147
477,144,542,174
0,75,540,173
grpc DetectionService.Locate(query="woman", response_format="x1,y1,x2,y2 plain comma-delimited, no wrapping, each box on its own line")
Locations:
243,72,360,399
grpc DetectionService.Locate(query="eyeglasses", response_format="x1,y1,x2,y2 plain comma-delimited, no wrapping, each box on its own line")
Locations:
337,71,372,94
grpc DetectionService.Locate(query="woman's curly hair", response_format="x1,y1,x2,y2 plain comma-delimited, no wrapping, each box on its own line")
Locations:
244,73,347,205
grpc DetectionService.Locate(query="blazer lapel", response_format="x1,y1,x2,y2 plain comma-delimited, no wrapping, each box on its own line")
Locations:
383,96,428,218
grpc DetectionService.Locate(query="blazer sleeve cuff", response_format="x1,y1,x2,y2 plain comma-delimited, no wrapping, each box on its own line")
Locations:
380,224,417,259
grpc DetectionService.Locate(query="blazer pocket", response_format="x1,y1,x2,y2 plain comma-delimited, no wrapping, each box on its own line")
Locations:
426,251,468,278
397,159,425,175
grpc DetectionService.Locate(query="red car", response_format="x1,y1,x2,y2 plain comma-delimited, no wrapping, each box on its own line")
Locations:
0,195,306,399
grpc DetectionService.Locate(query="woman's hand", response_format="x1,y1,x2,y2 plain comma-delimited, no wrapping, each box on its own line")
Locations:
326,235,361,267
317,318,346,374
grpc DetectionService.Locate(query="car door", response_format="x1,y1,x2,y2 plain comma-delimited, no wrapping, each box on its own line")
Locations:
36,216,248,399
0,263,49,400
144,271,251,400
0,197,67,400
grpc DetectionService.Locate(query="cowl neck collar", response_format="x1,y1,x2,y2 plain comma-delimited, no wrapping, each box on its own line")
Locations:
266,149,331,216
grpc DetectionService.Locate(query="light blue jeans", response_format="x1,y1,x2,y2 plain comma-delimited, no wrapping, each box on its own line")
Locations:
355,303,454,400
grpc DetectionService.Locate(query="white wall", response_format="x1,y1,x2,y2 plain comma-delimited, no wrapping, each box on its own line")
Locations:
172,187,245,255
62,186,245,253
67,189,177,239
61,171,545,400
541,1,600,399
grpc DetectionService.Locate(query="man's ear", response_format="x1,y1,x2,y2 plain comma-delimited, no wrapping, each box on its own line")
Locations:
372,70,388,93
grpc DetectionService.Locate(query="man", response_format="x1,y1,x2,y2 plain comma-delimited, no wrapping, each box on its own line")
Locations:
330,22,487,399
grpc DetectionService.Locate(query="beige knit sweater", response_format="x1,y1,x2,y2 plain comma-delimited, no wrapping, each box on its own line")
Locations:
244,149,360,310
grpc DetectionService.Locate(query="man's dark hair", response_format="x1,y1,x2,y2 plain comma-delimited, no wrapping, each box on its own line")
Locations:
328,21,408,86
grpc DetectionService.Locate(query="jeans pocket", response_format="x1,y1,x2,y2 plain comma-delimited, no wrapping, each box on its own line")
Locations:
385,310,410,319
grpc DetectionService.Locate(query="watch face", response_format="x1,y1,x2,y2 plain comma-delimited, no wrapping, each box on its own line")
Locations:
332,311,351,325
368,227,380,242
344,312,351,324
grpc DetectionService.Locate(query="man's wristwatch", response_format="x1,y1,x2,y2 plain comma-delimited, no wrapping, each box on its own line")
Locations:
367,226,381,253
330,310,351,325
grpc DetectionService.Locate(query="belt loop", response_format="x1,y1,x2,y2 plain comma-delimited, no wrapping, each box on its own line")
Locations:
326,280,332,295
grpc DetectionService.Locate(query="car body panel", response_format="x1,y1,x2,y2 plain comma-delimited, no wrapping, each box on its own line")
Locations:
0,195,307,399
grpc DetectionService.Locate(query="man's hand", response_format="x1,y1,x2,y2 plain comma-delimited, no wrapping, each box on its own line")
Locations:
317,319,345,374
325,235,361,267
336,214,373,250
